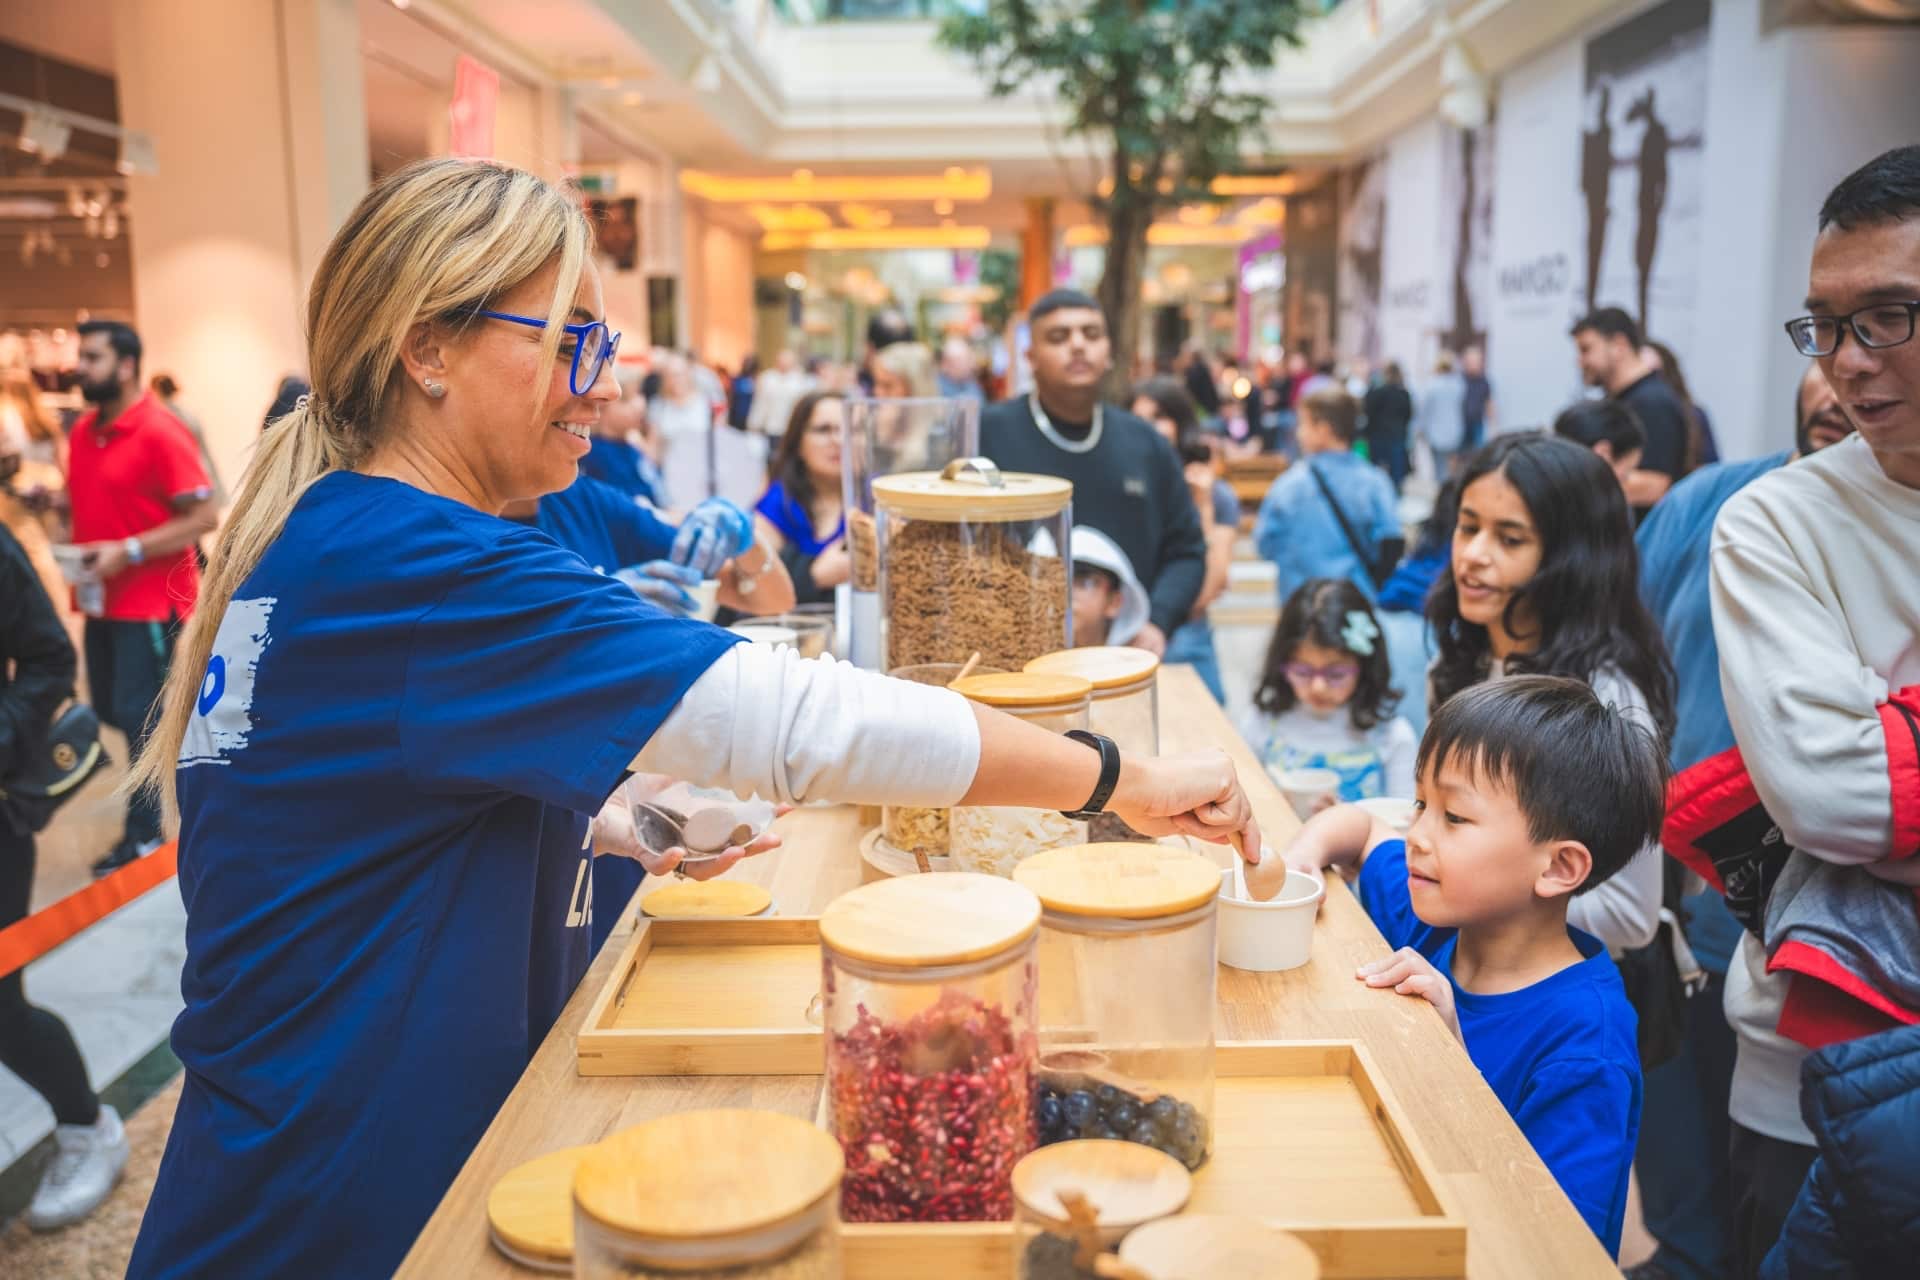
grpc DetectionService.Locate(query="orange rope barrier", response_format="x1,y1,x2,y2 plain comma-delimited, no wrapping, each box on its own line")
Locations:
0,842,178,979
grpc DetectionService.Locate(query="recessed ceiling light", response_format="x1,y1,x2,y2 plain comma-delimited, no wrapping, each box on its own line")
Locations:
934,198,954,216
793,169,814,183
944,166,966,182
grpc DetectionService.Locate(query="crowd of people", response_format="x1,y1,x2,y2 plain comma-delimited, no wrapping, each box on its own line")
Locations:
0,142,1912,1280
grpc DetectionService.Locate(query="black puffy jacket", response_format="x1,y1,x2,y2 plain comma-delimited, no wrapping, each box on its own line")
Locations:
0,523,76,834
1761,1021,1920,1280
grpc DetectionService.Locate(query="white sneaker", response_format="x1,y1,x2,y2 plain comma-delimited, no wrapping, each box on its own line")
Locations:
26,1104,129,1231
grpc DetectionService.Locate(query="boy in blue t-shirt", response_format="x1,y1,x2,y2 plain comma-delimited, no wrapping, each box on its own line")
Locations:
1286,675,1667,1256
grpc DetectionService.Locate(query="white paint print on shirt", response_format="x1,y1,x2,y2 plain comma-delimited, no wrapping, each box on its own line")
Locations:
180,596,276,768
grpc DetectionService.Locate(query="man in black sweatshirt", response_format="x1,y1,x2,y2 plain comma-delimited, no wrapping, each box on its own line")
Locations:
980,290,1207,656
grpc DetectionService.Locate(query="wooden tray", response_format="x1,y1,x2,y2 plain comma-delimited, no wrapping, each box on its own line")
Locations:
576,917,823,1076
836,1040,1466,1279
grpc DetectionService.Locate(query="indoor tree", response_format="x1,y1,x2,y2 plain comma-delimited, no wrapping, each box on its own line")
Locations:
938,0,1307,374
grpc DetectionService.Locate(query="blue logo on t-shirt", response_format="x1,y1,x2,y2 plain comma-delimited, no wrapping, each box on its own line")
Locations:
180,596,276,769
198,655,226,715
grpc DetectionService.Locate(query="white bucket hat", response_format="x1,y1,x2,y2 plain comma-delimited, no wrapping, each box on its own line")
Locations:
1069,525,1150,646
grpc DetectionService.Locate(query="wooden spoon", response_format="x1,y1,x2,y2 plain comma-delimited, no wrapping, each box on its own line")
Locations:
949,650,984,687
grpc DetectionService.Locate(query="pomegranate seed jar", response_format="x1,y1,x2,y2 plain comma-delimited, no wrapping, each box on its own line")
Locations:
571,1109,843,1279
1014,844,1222,1171
817,873,1042,1223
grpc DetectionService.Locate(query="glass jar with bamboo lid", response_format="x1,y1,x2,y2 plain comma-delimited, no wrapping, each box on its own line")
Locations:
818,873,1042,1223
1015,843,1222,1171
571,1109,844,1278
1023,647,1161,843
945,671,1093,879
872,457,1073,674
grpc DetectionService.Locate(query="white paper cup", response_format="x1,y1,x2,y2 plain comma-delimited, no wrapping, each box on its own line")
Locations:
1278,768,1341,820
1217,866,1325,972
1354,796,1416,833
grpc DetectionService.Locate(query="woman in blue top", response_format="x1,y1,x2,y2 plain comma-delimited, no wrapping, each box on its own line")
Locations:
122,158,1263,1280
754,389,851,608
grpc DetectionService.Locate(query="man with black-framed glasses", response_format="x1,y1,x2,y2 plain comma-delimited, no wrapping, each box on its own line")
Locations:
1705,145,1920,1279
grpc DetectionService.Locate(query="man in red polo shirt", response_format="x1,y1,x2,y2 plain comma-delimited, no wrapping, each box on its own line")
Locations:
67,321,217,875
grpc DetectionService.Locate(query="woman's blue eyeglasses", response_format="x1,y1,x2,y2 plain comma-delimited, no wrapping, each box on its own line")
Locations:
468,309,621,396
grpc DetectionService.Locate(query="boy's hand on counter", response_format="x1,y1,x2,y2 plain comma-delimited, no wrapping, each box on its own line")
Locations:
1359,947,1462,1043
1107,749,1261,857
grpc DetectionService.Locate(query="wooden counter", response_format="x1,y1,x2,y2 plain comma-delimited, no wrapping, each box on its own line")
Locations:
398,667,1623,1280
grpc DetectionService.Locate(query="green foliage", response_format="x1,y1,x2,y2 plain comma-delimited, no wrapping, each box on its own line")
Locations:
937,0,1309,214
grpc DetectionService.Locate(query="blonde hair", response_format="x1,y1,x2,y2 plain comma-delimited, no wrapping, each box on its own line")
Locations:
874,342,938,398
131,157,590,826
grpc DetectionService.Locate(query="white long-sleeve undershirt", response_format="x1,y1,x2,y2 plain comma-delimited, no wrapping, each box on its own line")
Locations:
632,643,982,808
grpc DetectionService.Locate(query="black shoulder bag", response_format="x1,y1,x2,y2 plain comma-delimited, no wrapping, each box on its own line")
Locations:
1306,459,1404,590
1,702,111,835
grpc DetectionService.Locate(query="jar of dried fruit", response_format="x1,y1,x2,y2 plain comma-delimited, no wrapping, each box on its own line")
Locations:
1023,647,1161,843
842,396,978,671
1010,1139,1192,1280
1014,844,1221,1171
818,873,1042,1223
572,1109,844,1279
871,457,1073,674
880,661,1006,863
946,672,1093,879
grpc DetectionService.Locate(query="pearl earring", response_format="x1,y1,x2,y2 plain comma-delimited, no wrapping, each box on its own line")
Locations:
424,379,446,399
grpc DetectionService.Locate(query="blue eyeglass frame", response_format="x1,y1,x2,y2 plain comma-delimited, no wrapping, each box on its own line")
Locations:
469,308,621,396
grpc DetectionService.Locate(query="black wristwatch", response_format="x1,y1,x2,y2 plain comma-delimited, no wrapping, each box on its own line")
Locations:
1061,730,1122,820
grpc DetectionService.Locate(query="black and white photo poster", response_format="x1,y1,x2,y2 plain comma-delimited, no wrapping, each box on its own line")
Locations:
1337,153,1387,364
1438,120,1497,356
1581,0,1711,348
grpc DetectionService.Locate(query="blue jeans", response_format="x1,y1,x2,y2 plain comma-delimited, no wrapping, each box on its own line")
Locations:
1637,967,1737,1280
1165,617,1226,705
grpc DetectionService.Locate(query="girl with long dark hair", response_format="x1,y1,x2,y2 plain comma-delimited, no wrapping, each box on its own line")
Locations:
1428,432,1676,950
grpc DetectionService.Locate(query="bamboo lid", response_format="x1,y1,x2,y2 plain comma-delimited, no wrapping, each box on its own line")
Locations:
640,880,773,918
1024,647,1161,693
819,873,1041,968
950,671,1092,710
871,458,1072,522
1012,1140,1193,1231
1118,1215,1320,1278
1015,844,1222,919
573,1109,842,1241
486,1144,593,1267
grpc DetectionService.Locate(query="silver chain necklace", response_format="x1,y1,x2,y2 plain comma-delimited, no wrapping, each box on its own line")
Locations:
1028,394,1103,455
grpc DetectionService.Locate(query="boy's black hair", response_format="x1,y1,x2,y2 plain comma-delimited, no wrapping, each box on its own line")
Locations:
1569,307,1642,350
77,320,142,377
1817,145,1920,232
1254,578,1401,732
1029,288,1104,326
1416,675,1668,895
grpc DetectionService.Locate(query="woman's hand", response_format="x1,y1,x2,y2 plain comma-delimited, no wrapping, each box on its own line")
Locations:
1105,750,1261,858
590,794,784,880
1358,947,1461,1043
